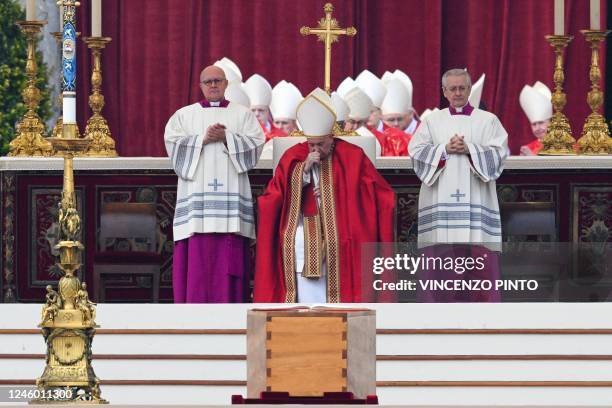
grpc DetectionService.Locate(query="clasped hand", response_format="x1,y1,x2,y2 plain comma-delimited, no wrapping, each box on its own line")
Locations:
304,151,320,173
204,123,226,144
446,134,469,154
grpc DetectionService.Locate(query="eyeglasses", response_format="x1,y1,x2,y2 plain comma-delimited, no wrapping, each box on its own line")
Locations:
201,78,226,86
445,85,469,93
346,119,366,127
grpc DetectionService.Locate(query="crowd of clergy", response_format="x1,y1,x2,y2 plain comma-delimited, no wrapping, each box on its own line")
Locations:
214,57,552,158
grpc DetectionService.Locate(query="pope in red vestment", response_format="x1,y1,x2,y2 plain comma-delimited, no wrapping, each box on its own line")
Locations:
254,139,395,303
253,88,395,303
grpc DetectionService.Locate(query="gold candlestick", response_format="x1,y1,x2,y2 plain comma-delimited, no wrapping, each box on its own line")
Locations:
83,37,117,157
8,20,53,157
50,32,82,143
539,35,576,155
577,29,612,155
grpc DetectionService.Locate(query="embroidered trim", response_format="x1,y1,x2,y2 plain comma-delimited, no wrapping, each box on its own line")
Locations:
302,215,323,278
282,162,304,302
320,155,341,303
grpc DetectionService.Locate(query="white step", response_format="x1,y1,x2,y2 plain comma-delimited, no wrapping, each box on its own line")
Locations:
2,303,612,406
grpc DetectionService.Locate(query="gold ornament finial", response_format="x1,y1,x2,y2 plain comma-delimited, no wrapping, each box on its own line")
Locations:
300,2,357,94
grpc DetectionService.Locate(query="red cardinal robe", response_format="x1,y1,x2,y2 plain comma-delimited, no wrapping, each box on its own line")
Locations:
367,125,387,153
254,139,396,303
265,124,288,142
522,139,543,155
383,127,412,156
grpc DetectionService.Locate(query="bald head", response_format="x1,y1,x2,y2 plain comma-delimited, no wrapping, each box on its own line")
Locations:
200,65,225,81
200,65,228,102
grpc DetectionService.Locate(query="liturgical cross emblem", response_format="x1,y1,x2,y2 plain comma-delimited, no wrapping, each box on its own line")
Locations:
300,3,357,93
208,179,224,191
451,189,466,202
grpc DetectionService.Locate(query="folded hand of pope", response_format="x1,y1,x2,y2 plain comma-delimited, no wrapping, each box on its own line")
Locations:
304,151,321,172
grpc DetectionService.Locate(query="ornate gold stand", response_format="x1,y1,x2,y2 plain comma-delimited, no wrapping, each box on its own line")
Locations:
8,21,53,157
539,35,576,155
83,37,117,157
32,0,106,403
33,135,107,404
577,30,612,155
50,32,82,142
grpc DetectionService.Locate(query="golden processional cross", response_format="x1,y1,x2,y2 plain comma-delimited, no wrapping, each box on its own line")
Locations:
300,3,357,94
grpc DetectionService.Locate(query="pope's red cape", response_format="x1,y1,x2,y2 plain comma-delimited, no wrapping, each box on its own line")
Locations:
254,139,396,302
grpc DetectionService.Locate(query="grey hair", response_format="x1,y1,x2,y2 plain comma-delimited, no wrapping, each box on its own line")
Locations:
442,69,472,88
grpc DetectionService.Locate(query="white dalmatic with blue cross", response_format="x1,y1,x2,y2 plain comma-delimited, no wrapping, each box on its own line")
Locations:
164,102,265,241
408,107,509,248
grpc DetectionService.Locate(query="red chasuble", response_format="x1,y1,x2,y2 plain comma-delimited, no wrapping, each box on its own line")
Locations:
254,139,396,303
522,139,543,155
383,127,412,156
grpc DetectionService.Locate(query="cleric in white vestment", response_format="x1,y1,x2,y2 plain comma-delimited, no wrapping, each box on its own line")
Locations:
164,65,265,303
409,68,508,302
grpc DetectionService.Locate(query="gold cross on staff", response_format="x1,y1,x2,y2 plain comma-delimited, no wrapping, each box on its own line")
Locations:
300,3,357,94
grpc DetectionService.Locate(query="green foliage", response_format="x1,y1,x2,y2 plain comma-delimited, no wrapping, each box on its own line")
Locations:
0,0,51,155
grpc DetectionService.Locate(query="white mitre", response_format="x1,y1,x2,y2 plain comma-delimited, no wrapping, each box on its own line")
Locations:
393,69,414,105
519,81,553,123
420,107,439,120
297,88,336,137
213,58,242,84
244,74,272,108
224,82,250,108
468,73,485,108
336,77,357,98
381,78,411,115
331,92,349,122
270,80,303,120
381,71,394,86
356,69,387,108
533,81,553,100
345,87,373,120
214,59,241,84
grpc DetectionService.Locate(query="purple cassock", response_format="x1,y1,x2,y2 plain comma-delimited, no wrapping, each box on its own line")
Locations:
173,233,250,303
416,244,501,303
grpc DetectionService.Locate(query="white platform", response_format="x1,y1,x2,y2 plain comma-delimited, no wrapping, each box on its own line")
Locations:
2,303,612,406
